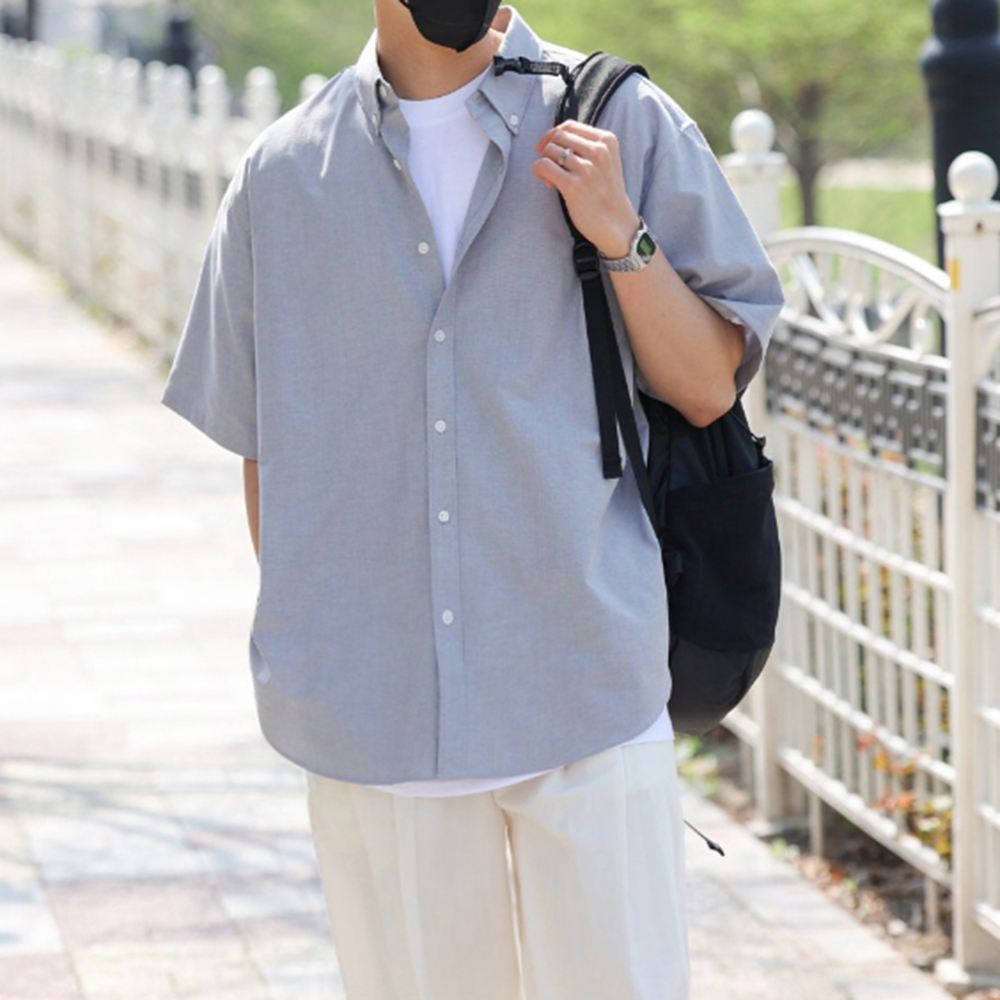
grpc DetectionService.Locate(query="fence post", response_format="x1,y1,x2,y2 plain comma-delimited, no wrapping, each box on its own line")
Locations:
937,151,1000,981
722,110,786,434
243,66,281,131
721,111,795,826
299,73,328,105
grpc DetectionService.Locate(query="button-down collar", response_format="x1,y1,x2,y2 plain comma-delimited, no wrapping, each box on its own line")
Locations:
354,4,538,140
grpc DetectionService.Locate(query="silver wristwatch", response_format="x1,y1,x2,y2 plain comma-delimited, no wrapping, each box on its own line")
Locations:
599,218,657,272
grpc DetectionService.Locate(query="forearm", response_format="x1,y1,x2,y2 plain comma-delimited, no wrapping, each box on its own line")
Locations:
243,458,260,562
605,234,747,427
531,122,748,427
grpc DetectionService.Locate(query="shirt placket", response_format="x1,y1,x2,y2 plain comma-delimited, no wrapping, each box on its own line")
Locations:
424,297,467,773
375,92,515,775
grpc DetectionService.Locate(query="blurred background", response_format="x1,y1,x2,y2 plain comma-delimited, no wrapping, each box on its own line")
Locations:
0,0,934,254
2,2,1000,999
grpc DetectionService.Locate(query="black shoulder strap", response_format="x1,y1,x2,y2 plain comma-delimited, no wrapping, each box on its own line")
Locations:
556,54,659,533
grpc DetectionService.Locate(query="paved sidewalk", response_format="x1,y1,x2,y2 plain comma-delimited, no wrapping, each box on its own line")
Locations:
0,235,952,1000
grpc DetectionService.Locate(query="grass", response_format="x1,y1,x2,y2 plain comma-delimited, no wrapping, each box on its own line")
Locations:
779,182,938,266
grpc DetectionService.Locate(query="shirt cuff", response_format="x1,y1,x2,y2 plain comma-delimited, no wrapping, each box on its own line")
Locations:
699,295,765,394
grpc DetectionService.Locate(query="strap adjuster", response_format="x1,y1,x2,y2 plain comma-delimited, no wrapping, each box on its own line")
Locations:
573,241,602,281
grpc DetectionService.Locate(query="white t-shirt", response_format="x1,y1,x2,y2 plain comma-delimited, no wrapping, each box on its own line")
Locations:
366,66,674,797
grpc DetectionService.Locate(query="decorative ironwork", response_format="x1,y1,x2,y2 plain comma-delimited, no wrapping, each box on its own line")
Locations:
764,229,951,478
979,382,1000,511
975,305,1000,513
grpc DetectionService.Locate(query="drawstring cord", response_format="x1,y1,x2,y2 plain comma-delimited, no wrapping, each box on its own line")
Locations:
684,819,725,856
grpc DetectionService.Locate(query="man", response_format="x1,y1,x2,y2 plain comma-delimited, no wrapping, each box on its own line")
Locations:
161,2,785,997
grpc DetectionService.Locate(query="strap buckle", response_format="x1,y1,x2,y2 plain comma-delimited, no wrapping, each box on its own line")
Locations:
492,56,572,84
572,240,602,281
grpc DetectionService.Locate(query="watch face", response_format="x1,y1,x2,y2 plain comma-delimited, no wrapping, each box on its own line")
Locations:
637,230,657,262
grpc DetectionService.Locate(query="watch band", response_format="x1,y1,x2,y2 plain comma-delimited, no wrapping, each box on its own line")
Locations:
599,217,657,272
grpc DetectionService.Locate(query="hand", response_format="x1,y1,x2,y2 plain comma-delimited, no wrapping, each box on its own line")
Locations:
532,119,642,259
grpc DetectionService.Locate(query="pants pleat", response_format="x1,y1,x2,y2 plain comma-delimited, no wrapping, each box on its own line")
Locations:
305,740,690,1000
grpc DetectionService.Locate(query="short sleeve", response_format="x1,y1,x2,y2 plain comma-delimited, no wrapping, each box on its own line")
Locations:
161,156,258,459
634,109,785,396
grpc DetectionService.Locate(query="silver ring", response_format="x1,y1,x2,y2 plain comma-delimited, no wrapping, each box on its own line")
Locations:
558,146,570,167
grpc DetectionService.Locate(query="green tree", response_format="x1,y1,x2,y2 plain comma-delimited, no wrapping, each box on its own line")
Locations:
185,0,375,108
186,0,932,226
519,0,930,225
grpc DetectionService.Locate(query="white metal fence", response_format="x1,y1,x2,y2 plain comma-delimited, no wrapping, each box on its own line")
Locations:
0,33,324,355
2,32,999,981
726,129,1000,976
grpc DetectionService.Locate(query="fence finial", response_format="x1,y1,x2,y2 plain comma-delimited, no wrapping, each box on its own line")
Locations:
731,109,776,157
299,74,328,105
244,66,281,129
948,151,999,206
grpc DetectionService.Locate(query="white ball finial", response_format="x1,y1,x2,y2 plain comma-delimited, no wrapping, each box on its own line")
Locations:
731,109,776,157
948,151,998,204
244,66,281,127
300,73,328,104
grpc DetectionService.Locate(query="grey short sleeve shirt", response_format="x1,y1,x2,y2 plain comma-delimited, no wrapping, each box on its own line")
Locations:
161,4,785,784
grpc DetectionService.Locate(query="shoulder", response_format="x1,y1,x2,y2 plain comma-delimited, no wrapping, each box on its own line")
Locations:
532,40,699,156
240,67,354,184
601,69,699,155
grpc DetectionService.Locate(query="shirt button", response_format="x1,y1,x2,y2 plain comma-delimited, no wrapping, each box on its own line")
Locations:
437,510,451,523
434,419,447,433
434,329,446,343
393,158,402,171
370,111,378,125
442,609,454,625
509,113,519,126
418,241,430,255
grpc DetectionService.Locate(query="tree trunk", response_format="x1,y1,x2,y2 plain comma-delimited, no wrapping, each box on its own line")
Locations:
792,81,826,226
25,0,38,41
796,136,822,226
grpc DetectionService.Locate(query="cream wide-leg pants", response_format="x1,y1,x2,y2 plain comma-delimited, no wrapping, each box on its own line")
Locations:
304,739,690,1000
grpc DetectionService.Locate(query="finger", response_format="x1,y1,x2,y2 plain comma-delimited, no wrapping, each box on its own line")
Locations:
556,119,614,143
535,123,604,154
543,133,601,163
533,156,574,191
541,141,584,172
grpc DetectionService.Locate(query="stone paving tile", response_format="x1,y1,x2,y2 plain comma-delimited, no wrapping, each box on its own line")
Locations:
0,882,64,957
0,232,960,1000
250,935,347,1000
215,872,327,922
46,877,232,949
72,939,270,1000
0,810,36,887
682,785,951,999
0,953,84,1000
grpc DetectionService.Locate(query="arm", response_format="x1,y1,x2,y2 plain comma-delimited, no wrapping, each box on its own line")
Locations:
603,232,747,426
533,120,749,427
243,458,260,562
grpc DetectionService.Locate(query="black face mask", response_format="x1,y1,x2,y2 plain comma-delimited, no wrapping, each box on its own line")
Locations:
398,0,502,52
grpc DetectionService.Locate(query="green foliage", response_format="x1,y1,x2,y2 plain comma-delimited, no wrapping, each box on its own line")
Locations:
185,1,933,224
186,1,930,159
520,0,930,167
185,0,376,107
780,182,938,264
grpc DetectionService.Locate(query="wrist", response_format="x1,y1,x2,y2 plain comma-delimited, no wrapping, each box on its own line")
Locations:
597,211,642,260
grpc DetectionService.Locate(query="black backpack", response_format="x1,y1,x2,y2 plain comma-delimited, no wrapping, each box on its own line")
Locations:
495,52,783,736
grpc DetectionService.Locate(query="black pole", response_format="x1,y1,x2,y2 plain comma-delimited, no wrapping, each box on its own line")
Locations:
24,0,37,40
162,1,195,78
921,0,1000,266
